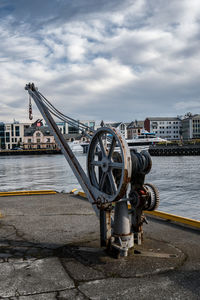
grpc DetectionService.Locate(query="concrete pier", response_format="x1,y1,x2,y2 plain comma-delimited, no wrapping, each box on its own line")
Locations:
0,193,199,299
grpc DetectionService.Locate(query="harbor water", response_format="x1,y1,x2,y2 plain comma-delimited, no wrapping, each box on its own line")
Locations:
0,154,199,220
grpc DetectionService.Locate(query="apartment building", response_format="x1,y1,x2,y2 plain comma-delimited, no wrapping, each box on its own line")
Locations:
0,122,5,149
56,122,68,134
144,117,181,140
181,114,200,140
4,122,31,150
67,120,95,134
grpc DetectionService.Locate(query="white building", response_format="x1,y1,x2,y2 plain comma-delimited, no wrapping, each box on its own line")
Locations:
181,114,200,140
80,120,95,130
56,122,68,135
66,120,95,134
144,117,181,140
4,122,31,150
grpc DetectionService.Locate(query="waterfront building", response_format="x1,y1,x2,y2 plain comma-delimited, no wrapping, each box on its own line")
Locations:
4,121,31,150
144,117,181,140
80,120,95,131
67,120,95,134
63,133,89,142
0,122,5,149
181,114,200,140
127,120,144,139
23,122,57,150
56,122,68,135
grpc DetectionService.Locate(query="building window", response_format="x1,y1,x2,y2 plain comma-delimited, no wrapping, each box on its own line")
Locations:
28,139,32,143
120,124,125,131
6,132,10,142
36,132,41,137
46,138,50,143
11,124,14,136
15,126,20,136
37,139,40,143
89,122,95,129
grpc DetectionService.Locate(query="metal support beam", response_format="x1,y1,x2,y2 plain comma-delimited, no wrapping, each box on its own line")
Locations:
100,209,112,247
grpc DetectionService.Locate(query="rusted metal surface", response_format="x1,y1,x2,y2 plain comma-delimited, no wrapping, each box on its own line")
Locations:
87,127,132,204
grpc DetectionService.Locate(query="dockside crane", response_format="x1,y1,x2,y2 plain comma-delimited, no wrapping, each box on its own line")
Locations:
25,83,159,257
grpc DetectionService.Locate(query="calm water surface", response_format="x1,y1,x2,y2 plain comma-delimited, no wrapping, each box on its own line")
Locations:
0,154,199,220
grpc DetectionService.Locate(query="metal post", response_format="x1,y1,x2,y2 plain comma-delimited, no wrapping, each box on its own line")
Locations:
111,200,134,257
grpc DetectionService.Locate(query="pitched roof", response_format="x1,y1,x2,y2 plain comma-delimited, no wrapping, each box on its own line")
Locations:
127,120,144,128
145,117,181,121
24,126,53,137
127,121,143,129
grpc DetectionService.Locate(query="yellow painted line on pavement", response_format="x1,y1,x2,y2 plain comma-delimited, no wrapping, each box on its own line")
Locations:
78,191,87,198
73,190,200,229
0,190,57,197
71,188,78,193
145,210,200,229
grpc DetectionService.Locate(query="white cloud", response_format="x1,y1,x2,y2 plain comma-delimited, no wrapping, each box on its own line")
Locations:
0,0,200,123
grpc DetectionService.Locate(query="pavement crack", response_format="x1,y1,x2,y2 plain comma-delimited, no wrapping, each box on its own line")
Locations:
77,288,91,300
58,257,77,286
4,224,26,240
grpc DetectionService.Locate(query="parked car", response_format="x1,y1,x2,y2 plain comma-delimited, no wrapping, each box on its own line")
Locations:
12,147,23,150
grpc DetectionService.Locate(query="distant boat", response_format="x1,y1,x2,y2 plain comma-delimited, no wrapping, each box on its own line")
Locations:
126,132,168,151
68,141,89,153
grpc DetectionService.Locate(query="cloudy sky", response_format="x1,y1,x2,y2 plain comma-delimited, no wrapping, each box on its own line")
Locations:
0,0,200,124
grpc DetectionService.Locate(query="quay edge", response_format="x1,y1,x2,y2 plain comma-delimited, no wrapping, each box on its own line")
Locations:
75,190,200,229
0,190,57,197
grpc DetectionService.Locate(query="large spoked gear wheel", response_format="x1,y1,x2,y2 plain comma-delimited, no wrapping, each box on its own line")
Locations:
143,183,160,211
87,127,132,203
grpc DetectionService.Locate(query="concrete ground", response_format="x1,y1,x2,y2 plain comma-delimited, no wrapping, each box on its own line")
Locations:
0,193,199,299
